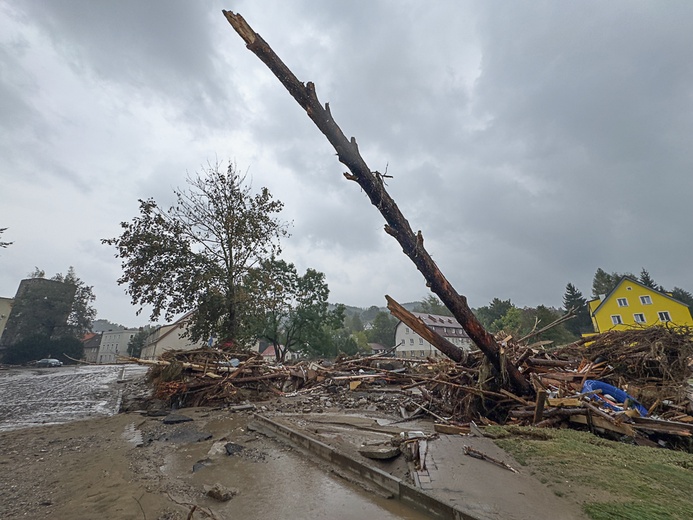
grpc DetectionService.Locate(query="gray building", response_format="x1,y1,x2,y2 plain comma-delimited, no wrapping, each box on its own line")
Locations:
394,312,474,358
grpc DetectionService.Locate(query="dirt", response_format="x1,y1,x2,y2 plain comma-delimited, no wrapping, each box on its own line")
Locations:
0,366,596,519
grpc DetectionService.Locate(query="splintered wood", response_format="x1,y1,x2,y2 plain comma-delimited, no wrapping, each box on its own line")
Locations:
127,325,693,450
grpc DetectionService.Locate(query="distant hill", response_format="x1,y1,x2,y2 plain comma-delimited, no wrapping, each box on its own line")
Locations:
91,319,126,333
330,301,421,325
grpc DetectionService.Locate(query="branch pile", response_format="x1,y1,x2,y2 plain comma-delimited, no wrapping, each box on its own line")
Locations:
127,324,693,450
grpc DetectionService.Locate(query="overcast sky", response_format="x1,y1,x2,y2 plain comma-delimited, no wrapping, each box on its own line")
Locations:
2,1,692,327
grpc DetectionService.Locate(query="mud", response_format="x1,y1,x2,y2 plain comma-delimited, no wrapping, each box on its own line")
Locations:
0,366,430,519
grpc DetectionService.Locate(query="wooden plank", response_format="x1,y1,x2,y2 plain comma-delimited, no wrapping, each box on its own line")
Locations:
569,414,635,436
533,390,547,424
547,397,582,407
434,423,470,435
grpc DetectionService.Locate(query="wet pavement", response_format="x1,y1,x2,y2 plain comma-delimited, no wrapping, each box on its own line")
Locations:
0,365,432,519
0,364,147,431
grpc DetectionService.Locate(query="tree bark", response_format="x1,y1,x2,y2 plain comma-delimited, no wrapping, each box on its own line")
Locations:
221,11,532,396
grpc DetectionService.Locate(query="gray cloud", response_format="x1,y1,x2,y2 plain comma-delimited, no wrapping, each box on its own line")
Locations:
2,2,693,324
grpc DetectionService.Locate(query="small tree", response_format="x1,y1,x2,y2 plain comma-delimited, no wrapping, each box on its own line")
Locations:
127,328,151,358
591,268,624,297
245,258,341,361
365,311,398,346
474,298,514,330
52,267,97,338
638,268,658,289
562,283,593,335
103,163,289,345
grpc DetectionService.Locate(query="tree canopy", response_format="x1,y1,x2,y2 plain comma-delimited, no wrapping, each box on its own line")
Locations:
562,283,593,336
244,258,342,360
103,163,289,345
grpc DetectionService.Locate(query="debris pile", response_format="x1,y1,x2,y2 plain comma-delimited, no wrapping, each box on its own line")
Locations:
126,325,693,450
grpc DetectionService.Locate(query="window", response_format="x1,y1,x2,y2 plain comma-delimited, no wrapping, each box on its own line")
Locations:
405,327,410,334
640,295,652,305
634,313,646,324
419,338,423,345
617,298,628,307
658,311,671,322
611,315,623,325
409,338,414,345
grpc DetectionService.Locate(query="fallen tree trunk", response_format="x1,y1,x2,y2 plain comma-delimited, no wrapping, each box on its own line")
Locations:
221,11,532,396
386,295,467,363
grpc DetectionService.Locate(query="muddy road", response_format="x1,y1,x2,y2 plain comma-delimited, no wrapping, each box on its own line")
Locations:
0,364,147,431
0,365,430,519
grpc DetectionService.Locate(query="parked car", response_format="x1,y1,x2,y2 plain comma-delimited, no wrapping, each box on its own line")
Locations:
36,358,63,368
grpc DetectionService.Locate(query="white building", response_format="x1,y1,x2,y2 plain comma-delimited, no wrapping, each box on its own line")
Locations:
394,312,474,359
140,312,206,360
98,329,139,363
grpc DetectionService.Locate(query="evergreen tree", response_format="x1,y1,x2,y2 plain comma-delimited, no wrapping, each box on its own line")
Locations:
639,268,658,289
592,268,620,297
562,283,593,335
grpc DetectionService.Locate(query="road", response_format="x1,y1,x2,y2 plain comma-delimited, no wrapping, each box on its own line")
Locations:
0,364,430,519
0,364,147,431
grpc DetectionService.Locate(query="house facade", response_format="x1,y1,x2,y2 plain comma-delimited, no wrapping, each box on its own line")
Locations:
140,312,206,360
98,329,139,363
82,332,102,363
394,312,474,358
587,276,693,333
0,296,13,344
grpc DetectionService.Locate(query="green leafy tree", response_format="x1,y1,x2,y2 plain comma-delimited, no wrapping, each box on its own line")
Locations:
24,267,96,338
245,259,341,361
344,313,364,333
365,311,398,346
360,305,381,324
3,334,83,365
415,295,453,316
127,327,152,358
474,298,513,330
562,283,593,335
52,267,97,338
103,163,289,345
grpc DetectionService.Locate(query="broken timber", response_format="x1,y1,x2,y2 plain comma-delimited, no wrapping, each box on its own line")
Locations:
222,10,532,396
386,295,466,363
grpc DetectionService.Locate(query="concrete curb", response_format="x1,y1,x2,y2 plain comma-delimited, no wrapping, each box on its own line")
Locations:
254,413,480,520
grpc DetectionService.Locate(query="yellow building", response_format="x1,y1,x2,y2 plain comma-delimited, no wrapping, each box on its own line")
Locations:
587,276,693,333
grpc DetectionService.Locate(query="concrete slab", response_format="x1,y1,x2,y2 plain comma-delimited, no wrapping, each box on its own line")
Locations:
261,413,588,520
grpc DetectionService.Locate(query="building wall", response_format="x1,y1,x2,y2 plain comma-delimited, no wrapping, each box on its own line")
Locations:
140,320,205,360
394,312,474,358
97,329,139,363
0,297,13,344
82,332,103,364
589,278,693,333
